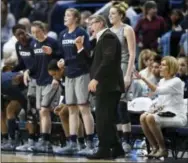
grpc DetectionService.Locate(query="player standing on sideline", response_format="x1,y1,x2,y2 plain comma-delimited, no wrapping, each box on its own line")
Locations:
24,21,61,153
55,8,95,155
109,1,136,153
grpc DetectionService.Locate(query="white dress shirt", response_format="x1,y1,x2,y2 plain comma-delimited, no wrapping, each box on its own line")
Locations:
96,28,108,42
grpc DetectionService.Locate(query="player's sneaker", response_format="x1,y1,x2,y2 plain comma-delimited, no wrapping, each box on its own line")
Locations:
16,139,35,152
28,138,53,153
53,141,78,155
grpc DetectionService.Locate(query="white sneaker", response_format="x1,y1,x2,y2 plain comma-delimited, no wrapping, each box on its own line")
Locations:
16,139,35,152
77,141,95,156
122,142,131,153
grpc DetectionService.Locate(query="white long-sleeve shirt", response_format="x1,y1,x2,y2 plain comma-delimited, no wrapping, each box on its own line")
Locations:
153,77,186,117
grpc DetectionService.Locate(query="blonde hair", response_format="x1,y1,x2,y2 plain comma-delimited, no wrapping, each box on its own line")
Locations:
138,49,157,70
111,1,129,20
150,51,158,56
162,56,179,77
66,8,81,24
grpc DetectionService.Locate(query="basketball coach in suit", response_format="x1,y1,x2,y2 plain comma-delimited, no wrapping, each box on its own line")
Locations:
75,15,125,159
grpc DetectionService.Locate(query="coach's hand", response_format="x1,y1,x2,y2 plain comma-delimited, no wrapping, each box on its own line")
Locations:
88,79,98,92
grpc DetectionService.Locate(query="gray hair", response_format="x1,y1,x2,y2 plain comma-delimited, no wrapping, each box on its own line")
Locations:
90,15,108,28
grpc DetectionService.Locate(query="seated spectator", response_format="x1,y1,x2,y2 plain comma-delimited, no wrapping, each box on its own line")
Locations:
131,54,161,99
139,49,157,82
151,55,162,84
138,56,187,158
138,49,152,71
132,49,156,97
177,56,188,98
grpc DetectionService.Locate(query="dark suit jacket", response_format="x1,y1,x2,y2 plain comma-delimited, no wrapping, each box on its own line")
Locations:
90,29,125,94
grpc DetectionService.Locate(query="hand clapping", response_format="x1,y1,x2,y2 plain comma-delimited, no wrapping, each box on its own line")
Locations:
75,36,84,50
42,46,52,55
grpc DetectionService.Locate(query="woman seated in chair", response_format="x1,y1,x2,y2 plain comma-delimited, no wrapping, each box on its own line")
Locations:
136,56,187,158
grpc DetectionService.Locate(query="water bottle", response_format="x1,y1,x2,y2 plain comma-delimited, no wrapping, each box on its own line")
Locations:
142,85,149,97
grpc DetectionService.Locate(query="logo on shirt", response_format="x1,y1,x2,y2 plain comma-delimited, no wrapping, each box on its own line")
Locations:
62,39,75,45
34,48,43,54
20,51,31,57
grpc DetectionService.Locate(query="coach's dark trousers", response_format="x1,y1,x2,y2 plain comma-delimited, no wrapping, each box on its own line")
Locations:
95,91,121,149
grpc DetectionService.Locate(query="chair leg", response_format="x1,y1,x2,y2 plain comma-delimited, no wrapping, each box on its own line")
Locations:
169,135,178,159
180,151,185,158
180,139,188,158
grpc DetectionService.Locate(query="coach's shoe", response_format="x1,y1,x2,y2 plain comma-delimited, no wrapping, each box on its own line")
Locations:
28,138,53,153
77,140,95,156
53,141,78,155
16,139,35,152
87,147,111,159
1,139,16,151
122,141,131,153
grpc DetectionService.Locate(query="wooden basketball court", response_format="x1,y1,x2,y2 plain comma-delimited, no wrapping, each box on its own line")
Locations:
1,151,188,163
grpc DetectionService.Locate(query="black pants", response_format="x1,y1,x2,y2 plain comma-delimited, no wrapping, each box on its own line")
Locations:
95,91,121,149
